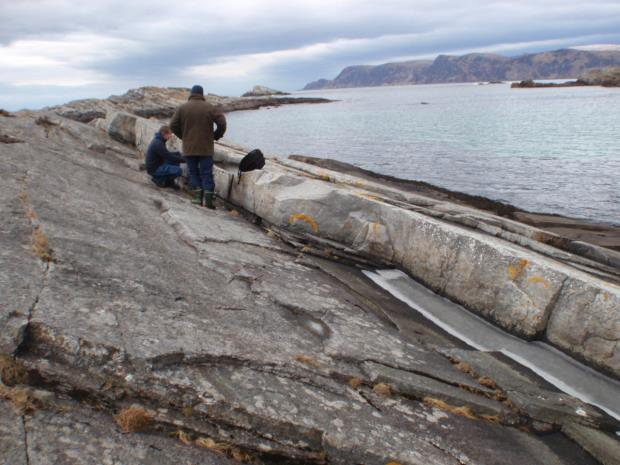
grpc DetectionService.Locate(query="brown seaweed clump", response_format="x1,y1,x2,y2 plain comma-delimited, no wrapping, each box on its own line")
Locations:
114,406,153,433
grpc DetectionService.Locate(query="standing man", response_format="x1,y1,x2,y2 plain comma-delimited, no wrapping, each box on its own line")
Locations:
145,125,185,188
169,85,227,209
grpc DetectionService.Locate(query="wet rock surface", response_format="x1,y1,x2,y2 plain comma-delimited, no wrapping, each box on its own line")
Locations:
1,95,618,464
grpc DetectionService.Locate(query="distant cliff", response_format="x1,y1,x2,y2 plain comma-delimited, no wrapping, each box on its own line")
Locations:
304,48,620,89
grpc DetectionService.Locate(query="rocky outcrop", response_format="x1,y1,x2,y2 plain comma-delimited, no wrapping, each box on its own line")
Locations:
511,79,587,88
511,66,620,87
208,154,620,378
288,155,620,253
48,86,331,124
120,106,620,377
303,48,620,89
242,85,290,97
580,66,620,86
1,93,619,464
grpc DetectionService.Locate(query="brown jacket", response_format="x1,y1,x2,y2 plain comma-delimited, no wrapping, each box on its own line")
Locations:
169,94,226,156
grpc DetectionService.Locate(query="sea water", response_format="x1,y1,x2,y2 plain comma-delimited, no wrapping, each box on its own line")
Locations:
225,83,620,224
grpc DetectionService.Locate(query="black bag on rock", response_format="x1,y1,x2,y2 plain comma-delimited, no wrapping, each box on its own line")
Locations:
238,149,265,183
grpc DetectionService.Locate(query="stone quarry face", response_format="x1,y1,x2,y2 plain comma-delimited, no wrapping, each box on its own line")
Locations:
0,90,618,465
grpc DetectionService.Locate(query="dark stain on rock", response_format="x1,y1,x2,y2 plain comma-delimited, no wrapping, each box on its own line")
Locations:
0,133,24,144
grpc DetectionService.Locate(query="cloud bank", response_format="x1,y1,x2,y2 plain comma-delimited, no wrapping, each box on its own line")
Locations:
1,0,619,108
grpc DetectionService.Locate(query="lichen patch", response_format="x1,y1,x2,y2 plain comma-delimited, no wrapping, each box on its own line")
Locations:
114,406,152,433
32,225,54,262
423,396,477,420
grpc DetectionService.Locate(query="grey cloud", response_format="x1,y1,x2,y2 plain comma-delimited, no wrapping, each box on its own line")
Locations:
1,0,619,108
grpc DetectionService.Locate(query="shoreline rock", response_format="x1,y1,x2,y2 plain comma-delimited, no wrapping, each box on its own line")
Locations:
288,155,620,252
2,89,619,464
210,150,620,378
47,86,332,123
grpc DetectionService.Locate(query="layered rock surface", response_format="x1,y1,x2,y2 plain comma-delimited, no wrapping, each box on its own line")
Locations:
205,145,620,378
288,155,620,253
1,91,619,464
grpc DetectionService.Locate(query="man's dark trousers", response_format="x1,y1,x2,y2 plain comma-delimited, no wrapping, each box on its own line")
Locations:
152,162,183,187
186,156,214,191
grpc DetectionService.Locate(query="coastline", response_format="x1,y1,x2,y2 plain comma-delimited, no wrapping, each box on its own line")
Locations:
14,85,620,250
45,86,333,123
289,155,620,252
227,83,619,228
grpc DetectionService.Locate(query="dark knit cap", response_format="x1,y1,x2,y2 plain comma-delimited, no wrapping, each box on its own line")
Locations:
190,85,204,95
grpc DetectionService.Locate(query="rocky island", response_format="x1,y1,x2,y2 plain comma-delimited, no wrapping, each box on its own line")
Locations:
1,87,620,465
242,85,291,97
511,67,620,88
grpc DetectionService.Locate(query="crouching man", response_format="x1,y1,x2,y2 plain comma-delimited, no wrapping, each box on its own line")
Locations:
146,125,185,188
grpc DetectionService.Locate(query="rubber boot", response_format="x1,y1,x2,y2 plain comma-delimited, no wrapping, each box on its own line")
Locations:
191,188,203,205
204,191,216,210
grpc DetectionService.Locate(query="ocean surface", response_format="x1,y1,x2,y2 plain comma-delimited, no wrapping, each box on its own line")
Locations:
224,83,620,224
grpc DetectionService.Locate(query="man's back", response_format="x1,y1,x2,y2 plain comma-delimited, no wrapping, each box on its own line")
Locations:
145,131,184,175
169,95,226,156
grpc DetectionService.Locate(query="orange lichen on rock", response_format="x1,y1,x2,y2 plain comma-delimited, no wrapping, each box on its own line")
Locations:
195,436,231,454
288,213,319,233
32,226,53,262
195,437,258,464
348,377,363,389
373,382,392,397
114,406,153,433
453,361,477,377
174,429,193,445
0,354,29,386
527,276,550,288
508,258,529,281
423,397,477,420
478,377,498,389
294,354,321,369
0,385,36,414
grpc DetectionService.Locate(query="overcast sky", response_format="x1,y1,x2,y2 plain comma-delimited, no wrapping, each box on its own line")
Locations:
1,0,619,109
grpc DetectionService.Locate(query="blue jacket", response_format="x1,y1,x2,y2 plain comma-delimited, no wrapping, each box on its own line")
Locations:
145,133,184,175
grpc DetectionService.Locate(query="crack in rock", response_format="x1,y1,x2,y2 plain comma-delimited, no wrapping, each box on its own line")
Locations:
21,415,31,465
